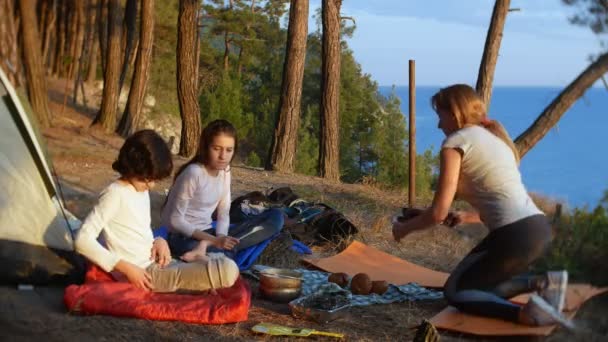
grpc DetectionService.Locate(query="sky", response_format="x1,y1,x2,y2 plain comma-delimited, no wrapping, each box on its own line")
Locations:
306,0,603,87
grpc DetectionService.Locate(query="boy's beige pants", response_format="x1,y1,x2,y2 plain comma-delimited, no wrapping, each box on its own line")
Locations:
147,254,239,293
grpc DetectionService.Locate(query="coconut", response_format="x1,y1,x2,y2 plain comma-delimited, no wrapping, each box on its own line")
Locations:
327,272,349,288
370,280,389,295
350,273,372,295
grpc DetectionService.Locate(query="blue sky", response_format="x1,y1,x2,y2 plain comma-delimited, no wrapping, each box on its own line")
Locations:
306,0,602,86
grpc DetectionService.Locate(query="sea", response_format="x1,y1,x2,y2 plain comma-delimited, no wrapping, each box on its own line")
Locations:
379,85,608,209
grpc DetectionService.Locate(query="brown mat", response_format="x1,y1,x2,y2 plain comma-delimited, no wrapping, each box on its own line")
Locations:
303,240,449,288
430,285,608,336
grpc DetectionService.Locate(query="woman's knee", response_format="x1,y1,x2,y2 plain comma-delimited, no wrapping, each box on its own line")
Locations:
210,256,239,288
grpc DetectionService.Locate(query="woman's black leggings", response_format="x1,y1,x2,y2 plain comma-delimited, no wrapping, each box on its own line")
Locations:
443,214,552,322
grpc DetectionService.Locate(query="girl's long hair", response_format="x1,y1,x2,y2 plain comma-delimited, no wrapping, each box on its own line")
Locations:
431,84,520,163
173,119,238,182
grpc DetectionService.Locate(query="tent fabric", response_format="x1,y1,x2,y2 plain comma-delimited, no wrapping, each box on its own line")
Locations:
64,265,251,324
0,69,82,284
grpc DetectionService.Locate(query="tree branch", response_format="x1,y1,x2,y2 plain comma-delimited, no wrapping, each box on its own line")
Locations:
515,52,608,158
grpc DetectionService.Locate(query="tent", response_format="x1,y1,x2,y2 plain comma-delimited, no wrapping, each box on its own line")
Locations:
0,69,84,285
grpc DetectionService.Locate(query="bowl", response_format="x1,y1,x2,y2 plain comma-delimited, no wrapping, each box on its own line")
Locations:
260,286,302,303
258,268,303,303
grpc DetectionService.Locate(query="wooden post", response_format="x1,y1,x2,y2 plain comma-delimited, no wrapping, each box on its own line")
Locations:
408,59,416,207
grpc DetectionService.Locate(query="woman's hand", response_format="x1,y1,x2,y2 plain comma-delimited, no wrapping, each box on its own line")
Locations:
151,238,172,267
213,235,240,250
443,211,480,227
392,220,417,242
115,260,153,291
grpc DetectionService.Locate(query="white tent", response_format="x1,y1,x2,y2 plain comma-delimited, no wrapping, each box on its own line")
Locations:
0,69,84,284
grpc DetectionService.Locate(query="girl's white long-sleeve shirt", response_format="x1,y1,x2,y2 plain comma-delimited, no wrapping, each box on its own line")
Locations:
74,181,155,272
160,164,231,237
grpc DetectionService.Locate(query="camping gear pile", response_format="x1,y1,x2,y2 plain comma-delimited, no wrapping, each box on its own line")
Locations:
231,187,359,246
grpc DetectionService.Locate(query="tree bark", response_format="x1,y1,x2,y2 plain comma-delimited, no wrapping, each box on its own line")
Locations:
18,0,52,127
223,30,230,71
67,1,80,79
515,52,608,158
92,0,123,132
86,38,99,82
117,0,154,137
97,0,108,76
0,0,22,87
119,0,137,91
319,0,341,181
70,0,86,94
52,0,66,75
85,0,99,83
176,0,202,157
476,0,510,108
41,0,57,72
266,0,308,172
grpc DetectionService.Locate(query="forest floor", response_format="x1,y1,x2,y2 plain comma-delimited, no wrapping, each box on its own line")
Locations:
1,78,606,341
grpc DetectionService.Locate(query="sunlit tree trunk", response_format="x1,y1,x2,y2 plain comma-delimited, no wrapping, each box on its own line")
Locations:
92,0,123,132
117,0,154,137
319,0,341,181
266,0,308,172
19,0,51,127
176,0,201,157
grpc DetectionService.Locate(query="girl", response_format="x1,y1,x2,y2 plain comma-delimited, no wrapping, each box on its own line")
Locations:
75,130,239,292
161,119,284,262
392,85,572,328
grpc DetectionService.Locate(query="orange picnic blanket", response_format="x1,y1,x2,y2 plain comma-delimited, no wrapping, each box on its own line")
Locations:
303,240,449,287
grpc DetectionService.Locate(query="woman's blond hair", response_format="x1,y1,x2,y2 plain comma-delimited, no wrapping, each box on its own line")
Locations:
431,84,520,163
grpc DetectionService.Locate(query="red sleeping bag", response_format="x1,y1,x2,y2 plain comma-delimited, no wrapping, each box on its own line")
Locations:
64,265,251,324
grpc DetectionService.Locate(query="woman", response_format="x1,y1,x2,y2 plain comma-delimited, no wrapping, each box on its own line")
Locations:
392,85,572,327
161,119,284,262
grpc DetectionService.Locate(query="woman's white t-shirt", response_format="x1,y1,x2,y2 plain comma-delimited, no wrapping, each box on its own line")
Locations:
74,181,154,272
161,164,231,237
442,125,542,230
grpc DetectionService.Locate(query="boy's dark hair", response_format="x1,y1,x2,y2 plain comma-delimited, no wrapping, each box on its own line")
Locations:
112,130,173,181
173,119,238,181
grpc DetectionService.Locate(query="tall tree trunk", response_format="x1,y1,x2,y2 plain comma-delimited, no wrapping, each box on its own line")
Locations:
41,0,57,72
19,0,51,127
92,0,123,132
266,0,308,172
319,0,341,181
70,0,86,92
515,52,608,158
476,0,510,108
97,0,108,76
86,38,99,82
0,0,22,87
52,0,66,76
176,0,201,157
67,1,80,79
117,0,154,137
85,0,99,83
119,0,137,91
223,30,230,71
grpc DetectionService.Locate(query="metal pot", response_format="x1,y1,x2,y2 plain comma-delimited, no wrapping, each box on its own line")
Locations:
258,268,303,303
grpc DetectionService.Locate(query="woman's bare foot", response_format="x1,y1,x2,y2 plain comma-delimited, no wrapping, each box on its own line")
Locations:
180,241,210,262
